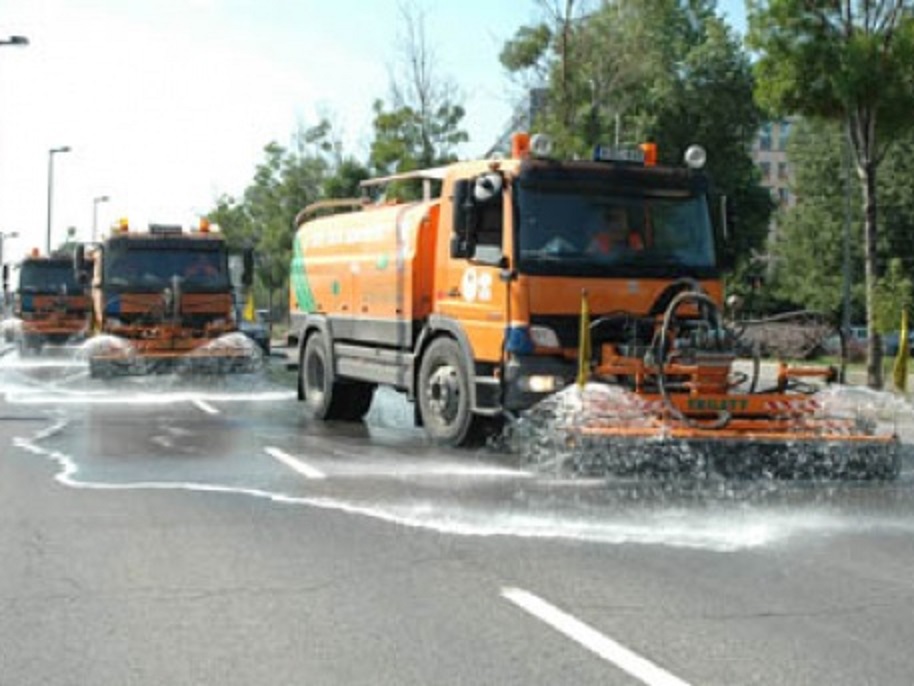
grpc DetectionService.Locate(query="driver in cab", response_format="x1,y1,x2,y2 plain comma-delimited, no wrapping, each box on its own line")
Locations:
184,253,218,279
587,207,643,256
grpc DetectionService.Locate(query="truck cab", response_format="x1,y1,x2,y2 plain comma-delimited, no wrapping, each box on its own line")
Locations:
76,219,254,375
12,251,92,354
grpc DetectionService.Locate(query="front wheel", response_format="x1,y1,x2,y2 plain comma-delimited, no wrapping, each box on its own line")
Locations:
417,337,484,446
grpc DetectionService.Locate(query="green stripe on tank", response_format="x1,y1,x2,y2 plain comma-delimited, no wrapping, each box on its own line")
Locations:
291,233,316,313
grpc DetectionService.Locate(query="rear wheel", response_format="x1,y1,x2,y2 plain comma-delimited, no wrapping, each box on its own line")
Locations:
301,332,342,419
300,332,375,421
418,337,484,446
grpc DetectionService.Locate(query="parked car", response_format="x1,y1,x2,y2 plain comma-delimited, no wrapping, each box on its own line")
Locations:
821,326,868,360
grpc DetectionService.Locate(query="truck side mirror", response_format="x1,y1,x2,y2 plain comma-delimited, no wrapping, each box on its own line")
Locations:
450,180,470,259
2,264,8,294
242,246,254,287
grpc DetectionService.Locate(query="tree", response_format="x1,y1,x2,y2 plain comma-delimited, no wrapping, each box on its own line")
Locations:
768,118,914,337
369,2,467,193
210,121,356,320
768,119,865,318
748,0,914,388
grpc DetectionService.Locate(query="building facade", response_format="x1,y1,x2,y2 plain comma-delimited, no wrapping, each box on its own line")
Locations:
751,118,796,210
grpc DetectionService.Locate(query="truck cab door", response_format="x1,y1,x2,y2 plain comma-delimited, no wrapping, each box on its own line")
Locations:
438,174,509,365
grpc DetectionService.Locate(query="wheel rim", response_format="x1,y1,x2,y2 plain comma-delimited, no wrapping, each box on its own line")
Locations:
426,362,461,425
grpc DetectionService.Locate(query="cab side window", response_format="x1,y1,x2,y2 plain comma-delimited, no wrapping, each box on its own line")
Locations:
473,201,503,262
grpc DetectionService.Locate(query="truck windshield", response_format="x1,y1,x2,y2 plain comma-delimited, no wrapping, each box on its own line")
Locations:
19,261,85,294
515,179,716,279
104,245,229,291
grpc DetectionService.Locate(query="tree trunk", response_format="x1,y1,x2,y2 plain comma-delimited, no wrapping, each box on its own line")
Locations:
861,160,883,388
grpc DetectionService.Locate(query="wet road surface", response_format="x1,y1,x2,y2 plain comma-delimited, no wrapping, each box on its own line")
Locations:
3,344,914,685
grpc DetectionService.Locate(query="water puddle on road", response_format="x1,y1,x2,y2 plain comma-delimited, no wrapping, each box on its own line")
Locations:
4,347,914,552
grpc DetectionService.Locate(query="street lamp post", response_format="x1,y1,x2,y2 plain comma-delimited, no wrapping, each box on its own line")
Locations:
1,230,20,318
92,195,110,242
46,146,71,254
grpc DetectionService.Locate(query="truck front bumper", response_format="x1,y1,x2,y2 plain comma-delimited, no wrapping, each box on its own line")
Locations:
500,355,576,412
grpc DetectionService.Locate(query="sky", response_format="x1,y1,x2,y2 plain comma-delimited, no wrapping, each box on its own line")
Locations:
0,0,747,260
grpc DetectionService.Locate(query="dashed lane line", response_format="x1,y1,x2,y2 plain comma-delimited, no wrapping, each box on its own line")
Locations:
501,587,692,686
192,399,220,415
264,446,327,480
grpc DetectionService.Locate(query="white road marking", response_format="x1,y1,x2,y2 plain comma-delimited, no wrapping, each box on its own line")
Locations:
501,587,692,686
192,399,220,415
264,446,326,480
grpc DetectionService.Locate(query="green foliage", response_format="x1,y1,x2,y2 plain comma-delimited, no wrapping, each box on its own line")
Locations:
209,5,465,313
500,0,771,272
323,158,370,200
369,0,467,193
768,119,861,317
878,129,914,274
769,119,914,324
210,121,358,314
749,1,914,137
874,258,912,333
748,0,914,385
369,98,466,175
498,23,552,75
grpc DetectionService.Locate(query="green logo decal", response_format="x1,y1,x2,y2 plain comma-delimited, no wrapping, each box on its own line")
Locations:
291,235,316,313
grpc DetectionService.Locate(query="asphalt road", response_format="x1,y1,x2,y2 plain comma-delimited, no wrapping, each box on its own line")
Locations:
2,344,914,685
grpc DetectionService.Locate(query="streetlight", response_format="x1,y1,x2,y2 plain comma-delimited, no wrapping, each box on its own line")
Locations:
46,146,71,254
0,35,28,47
92,195,110,242
1,230,19,318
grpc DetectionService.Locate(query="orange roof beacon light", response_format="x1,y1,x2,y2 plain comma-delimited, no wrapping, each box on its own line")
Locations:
640,142,658,167
198,217,210,233
30,247,40,258
117,217,129,233
511,132,531,160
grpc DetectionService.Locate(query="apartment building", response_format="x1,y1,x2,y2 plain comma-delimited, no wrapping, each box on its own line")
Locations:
751,118,796,209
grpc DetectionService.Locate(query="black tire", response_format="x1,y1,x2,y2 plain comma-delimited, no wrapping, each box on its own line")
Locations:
301,332,341,419
300,332,373,421
417,337,484,446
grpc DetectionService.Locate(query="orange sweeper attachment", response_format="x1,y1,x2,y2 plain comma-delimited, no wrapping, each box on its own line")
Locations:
513,285,899,479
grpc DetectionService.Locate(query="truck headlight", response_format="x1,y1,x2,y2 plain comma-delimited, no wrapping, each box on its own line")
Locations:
520,375,565,393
